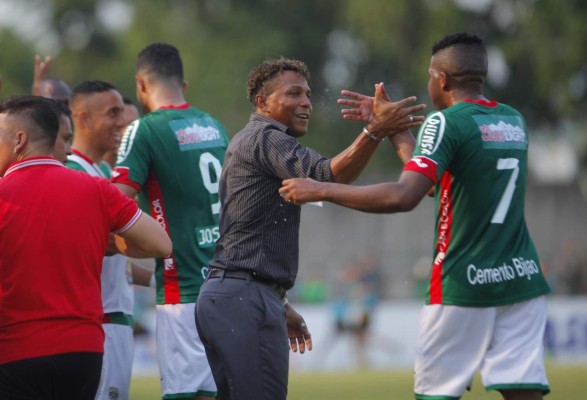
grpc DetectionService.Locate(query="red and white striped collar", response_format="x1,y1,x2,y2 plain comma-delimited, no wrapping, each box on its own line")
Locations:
463,98,498,107
71,149,95,165
159,103,190,110
3,156,63,178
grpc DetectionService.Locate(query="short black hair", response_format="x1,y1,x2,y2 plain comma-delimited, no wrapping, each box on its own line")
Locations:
137,43,184,84
72,80,117,97
432,32,485,55
0,95,60,146
431,32,488,85
247,58,310,104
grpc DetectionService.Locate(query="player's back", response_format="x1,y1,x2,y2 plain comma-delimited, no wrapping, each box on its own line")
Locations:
413,100,550,306
115,105,229,304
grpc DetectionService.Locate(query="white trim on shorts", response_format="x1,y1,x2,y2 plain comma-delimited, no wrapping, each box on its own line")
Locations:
156,303,217,399
414,296,550,400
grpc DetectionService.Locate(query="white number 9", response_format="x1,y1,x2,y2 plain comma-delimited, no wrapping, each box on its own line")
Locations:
199,152,222,215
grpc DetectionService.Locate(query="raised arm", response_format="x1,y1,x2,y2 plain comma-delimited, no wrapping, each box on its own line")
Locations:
338,85,417,165
31,55,51,96
330,84,424,183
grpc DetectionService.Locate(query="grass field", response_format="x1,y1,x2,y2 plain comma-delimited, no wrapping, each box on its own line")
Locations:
130,364,587,399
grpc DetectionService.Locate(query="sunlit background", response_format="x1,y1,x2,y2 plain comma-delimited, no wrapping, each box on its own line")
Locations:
2,0,586,381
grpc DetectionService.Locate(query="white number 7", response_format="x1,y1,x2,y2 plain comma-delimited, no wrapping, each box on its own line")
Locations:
491,158,519,224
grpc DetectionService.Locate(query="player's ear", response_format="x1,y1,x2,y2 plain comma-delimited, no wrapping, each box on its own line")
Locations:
182,80,188,92
136,75,147,95
14,130,28,154
439,72,450,91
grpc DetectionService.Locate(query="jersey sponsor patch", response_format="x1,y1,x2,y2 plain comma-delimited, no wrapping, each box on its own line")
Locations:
403,156,438,183
472,115,528,150
417,111,445,156
169,117,224,151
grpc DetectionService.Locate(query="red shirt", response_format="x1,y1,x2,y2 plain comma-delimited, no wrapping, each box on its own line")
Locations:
0,157,141,365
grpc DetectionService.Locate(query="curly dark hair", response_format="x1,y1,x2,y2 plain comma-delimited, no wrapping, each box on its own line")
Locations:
246,58,310,104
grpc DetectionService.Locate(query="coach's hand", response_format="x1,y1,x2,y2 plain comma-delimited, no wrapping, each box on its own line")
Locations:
285,303,312,354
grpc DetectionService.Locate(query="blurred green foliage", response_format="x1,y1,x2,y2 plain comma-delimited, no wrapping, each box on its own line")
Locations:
1,0,587,174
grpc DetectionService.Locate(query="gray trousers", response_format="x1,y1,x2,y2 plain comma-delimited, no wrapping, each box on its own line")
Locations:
196,274,289,400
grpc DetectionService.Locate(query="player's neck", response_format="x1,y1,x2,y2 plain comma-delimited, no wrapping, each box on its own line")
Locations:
450,89,487,106
149,88,186,111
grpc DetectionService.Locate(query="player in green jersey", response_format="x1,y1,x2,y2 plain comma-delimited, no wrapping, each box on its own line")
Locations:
279,32,550,400
113,43,226,400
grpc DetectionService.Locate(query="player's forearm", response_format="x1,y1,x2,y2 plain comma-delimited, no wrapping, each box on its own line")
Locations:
388,129,416,165
321,182,415,214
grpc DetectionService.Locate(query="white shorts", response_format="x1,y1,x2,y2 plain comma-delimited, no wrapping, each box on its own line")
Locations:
414,296,549,399
95,324,134,400
156,303,216,399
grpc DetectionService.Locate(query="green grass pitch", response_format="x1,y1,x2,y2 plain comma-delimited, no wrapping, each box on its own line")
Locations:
130,364,587,399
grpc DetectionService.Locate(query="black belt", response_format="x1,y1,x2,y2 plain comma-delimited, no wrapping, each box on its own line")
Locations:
207,268,287,301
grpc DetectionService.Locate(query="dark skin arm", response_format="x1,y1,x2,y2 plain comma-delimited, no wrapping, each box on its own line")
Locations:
337,88,435,197
329,83,425,183
279,170,433,214
337,88,416,165
285,303,312,353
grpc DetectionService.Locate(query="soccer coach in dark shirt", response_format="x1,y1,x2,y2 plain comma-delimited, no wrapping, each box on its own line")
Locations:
196,58,425,400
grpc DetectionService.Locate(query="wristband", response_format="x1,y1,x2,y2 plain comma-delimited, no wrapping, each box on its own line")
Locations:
149,273,156,288
282,294,289,306
362,127,382,143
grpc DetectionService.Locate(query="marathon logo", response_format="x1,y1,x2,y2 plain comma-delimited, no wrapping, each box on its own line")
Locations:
473,115,528,150
417,112,445,156
169,117,225,151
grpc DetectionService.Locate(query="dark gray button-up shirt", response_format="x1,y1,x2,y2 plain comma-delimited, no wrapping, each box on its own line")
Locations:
210,113,333,289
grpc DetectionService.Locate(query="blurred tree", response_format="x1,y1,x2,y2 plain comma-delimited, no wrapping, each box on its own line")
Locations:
1,0,586,176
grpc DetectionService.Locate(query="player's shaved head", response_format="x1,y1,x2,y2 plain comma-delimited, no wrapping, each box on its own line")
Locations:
70,80,119,112
431,32,487,86
0,95,60,149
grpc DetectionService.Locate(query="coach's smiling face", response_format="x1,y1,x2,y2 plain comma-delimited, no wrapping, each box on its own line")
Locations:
256,70,312,138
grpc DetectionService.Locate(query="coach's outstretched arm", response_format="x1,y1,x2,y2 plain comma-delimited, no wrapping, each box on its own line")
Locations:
280,170,433,214
328,84,425,184
337,85,417,165
114,212,172,258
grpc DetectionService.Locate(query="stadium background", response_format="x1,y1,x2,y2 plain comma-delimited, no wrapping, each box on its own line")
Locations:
1,0,586,398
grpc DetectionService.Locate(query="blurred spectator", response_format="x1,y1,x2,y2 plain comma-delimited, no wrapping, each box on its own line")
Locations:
331,252,383,367
295,271,329,303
